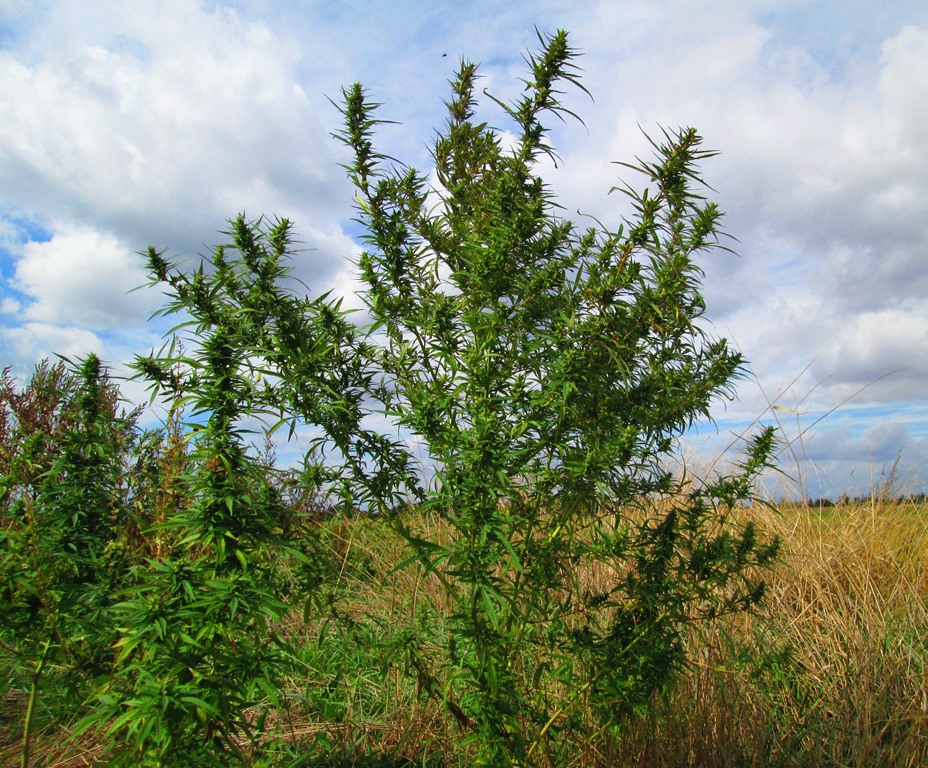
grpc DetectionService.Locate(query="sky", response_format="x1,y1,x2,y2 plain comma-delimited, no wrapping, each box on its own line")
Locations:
1,0,926,500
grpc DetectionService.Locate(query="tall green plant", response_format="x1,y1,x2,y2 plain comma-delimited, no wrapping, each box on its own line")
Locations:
49,28,783,766
336,29,779,764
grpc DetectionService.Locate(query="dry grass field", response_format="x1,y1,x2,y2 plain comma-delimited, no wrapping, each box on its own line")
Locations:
5,497,928,767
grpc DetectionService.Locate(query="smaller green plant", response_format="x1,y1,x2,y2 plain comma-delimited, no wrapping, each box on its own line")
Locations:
0,356,140,766
74,220,352,766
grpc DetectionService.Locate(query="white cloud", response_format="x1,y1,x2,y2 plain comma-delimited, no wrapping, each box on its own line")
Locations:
1,322,103,371
789,418,928,498
12,226,157,329
879,26,928,150
0,0,345,254
814,302,928,402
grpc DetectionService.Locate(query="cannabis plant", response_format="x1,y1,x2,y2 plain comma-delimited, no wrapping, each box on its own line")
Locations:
336,29,779,764
60,27,782,766
77,215,411,765
63,230,284,765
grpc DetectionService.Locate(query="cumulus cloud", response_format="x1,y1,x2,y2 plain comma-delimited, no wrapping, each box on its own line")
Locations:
814,302,928,401
11,226,157,329
780,417,928,498
0,0,346,253
573,14,927,422
1,322,103,370
806,420,912,463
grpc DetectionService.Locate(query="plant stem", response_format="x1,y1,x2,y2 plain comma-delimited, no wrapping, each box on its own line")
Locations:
21,638,52,768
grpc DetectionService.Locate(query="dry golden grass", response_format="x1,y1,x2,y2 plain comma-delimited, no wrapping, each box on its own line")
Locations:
604,497,928,767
